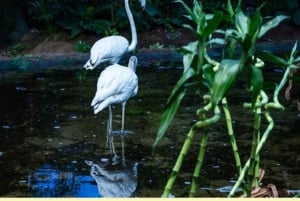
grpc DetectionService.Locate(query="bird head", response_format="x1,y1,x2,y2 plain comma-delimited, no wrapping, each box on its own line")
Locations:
83,59,96,70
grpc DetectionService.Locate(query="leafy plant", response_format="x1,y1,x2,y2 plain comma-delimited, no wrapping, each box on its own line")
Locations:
154,0,295,197
26,0,60,34
56,1,112,38
75,40,90,53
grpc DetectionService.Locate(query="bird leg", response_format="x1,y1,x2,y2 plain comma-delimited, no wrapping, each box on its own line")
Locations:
107,105,118,158
121,102,127,161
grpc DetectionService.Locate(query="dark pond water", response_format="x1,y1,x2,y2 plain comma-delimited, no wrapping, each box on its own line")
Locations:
0,62,299,197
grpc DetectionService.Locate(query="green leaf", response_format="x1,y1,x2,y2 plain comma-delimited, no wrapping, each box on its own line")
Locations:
203,64,215,89
153,89,186,148
70,25,83,38
256,51,289,67
193,0,203,23
180,41,198,72
243,11,262,54
235,7,248,39
259,15,289,38
181,41,198,55
168,67,196,103
153,67,196,148
174,0,196,22
203,11,223,38
289,41,299,63
250,65,263,107
226,0,234,18
211,59,241,106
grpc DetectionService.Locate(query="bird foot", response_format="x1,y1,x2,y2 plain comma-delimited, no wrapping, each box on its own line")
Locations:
111,130,133,136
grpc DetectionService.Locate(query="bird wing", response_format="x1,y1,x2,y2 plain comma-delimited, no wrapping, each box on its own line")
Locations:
90,36,129,65
91,65,138,113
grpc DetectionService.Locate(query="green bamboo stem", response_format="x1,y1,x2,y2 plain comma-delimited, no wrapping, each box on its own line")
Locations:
162,104,221,197
253,106,262,189
228,88,279,197
221,98,242,175
247,101,262,196
189,105,221,197
229,62,293,197
228,107,274,197
189,127,208,197
162,127,196,197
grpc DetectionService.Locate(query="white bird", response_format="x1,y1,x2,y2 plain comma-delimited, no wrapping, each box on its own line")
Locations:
83,0,145,70
91,56,138,157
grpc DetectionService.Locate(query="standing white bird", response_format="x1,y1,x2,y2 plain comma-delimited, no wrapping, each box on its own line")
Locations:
83,0,145,70
91,56,138,157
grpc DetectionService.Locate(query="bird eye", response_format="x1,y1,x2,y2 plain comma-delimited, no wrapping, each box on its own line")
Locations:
90,60,95,66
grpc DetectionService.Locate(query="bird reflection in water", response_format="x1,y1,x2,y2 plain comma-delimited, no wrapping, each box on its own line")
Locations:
85,158,138,197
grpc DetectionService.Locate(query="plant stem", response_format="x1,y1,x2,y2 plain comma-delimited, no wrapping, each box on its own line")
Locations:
162,104,221,197
247,97,262,196
189,127,208,197
221,98,242,175
228,101,275,197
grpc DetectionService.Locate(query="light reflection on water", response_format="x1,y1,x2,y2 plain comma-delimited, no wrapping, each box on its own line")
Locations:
0,64,299,197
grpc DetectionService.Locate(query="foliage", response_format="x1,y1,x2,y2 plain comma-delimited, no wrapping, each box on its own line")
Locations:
23,0,300,39
75,40,90,53
154,0,297,197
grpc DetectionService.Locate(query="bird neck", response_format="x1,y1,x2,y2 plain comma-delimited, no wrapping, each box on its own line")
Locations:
125,0,137,52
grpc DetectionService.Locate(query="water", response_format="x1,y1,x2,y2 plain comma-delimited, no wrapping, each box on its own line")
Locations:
0,63,299,197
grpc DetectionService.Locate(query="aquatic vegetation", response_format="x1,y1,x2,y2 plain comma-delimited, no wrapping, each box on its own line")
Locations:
154,0,299,197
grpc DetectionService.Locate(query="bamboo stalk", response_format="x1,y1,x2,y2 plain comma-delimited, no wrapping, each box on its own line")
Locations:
189,128,208,197
221,98,242,175
162,104,221,197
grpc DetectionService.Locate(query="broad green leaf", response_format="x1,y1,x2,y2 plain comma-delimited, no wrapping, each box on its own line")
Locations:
202,64,215,89
153,89,186,148
203,11,223,38
153,67,196,148
211,59,241,106
243,11,262,54
250,65,263,107
247,11,262,40
180,41,199,55
226,0,234,18
235,7,248,39
259,15,289,38
183,54,196,72
193,0,203,23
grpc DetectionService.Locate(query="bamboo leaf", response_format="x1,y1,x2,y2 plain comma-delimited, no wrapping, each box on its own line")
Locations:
235,7,248,39
153,68,196,148
174,0,197,23
250,65,263,107
153,89,186,148
289,41,299,63
168,67,196,103
211,59,241,106
203,11,223,38
259,15,289,38
256,51,289,66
